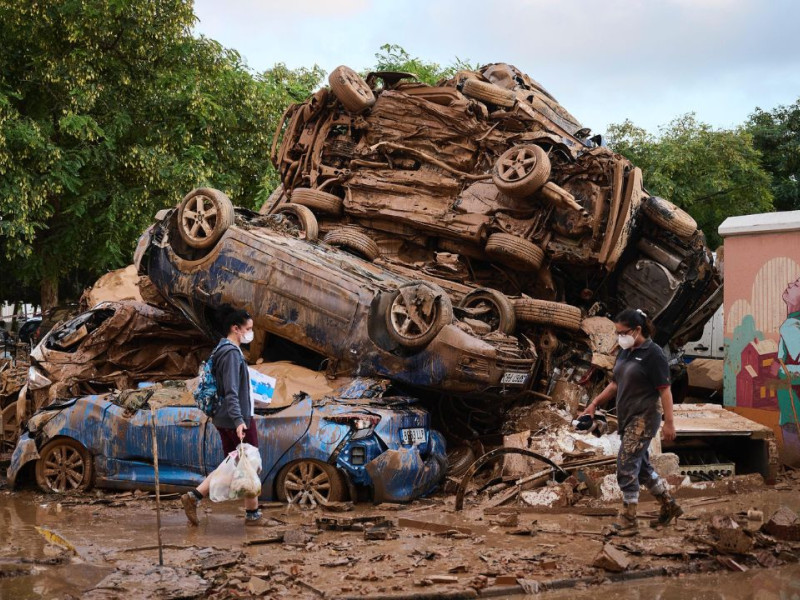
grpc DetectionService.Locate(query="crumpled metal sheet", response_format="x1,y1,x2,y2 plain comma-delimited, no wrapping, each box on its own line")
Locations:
31,300,212,407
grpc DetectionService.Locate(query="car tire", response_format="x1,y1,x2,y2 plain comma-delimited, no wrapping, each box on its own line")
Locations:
276,459,346,507
328,65,376,113
485,233,544,271
513,298,583,331
259,184,287,215
446,445,476,478
457,288,516,334
461,79,516,108
35,437,94,494
275,203,319,241
177,188,235,249
291,188,344,216
492,145,551,198
324,227,381,261
385,281,454,349
642,196,697,239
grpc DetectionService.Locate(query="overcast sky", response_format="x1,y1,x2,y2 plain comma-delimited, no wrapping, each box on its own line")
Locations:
193,0,800,136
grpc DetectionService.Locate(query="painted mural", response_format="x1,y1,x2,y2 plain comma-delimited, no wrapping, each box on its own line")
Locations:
724,251,800,465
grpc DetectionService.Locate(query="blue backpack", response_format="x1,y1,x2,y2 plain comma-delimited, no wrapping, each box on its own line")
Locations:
193,339,233,417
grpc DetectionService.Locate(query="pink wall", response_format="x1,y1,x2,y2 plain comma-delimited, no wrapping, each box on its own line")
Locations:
722,227,800,466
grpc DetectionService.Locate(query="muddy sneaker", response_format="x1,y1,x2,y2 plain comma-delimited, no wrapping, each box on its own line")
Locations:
650,493,684,528
181,493,199,526
611,502,639,537
245,509,262,525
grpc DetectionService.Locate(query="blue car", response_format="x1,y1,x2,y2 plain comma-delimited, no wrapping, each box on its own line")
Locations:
7,380,446,505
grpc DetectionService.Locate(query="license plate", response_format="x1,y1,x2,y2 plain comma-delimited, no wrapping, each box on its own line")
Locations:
501,371,528,385
401,428,427,444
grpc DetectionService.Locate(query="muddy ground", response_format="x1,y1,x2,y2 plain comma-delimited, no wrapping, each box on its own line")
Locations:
2,468,800,600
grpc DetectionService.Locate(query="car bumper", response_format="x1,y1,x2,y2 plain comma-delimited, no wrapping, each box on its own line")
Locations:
7,433,39,487
364,430,446,503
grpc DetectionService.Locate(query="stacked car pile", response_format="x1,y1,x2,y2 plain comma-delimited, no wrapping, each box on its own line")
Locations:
262,64,720,407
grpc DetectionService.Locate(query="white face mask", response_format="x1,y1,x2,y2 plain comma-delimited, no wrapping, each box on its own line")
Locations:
618,334,636,350
241,330,254,344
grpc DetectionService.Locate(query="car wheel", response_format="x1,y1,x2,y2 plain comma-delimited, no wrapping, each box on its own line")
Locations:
177,188,235,249
385,282,454,349
461,79,516,108
447,444,476,478
457,288,516,334
642,196,697,239
328,65,376,113
485,233,544,271
276,459,346,507
35,438,94,494
492,145,551,198
513,298,583,332
324,227,381,261
275,203,320,241
291,188,344,216
259,184,287,215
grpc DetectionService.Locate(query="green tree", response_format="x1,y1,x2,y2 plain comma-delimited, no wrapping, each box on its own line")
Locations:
0,0,322,308
607,114,773,247
747,100,800,212
372,44,477,86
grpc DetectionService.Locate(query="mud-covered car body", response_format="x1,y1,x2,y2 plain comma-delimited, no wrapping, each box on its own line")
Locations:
269,63,721,352
26,300,211,409
8,382,446,503
137,207,537,397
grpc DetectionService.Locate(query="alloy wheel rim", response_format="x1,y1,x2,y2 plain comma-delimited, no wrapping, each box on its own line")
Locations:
43,446,85,492
181,195,218,242
284,462,331,507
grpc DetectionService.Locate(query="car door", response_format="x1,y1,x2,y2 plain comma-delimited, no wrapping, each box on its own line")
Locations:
101,404,208,488
203,396,314,482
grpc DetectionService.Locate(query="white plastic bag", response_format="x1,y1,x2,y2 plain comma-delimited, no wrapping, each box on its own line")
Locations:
229,443,262,500
208,455,236,502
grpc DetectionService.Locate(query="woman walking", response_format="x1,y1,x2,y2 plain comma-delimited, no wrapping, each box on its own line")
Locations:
581,308,682,535
181,307,262,526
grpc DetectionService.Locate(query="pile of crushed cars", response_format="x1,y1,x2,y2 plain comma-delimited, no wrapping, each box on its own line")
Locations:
5,62,723,504
262,63,721,428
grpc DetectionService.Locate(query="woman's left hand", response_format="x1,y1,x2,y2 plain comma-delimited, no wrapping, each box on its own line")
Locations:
661,420,676,442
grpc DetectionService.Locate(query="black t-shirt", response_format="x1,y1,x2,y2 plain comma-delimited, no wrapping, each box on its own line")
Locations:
613,339,670,437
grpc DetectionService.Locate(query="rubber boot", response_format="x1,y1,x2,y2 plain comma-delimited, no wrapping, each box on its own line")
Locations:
650,492,684,528
612,502,639,537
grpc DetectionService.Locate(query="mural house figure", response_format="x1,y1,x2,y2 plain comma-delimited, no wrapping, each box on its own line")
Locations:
736,338,779,409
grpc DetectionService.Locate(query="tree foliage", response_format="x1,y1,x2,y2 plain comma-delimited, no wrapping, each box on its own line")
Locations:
0,0,322,307
747,100,800,212
606,114,773,247
372,44,477,86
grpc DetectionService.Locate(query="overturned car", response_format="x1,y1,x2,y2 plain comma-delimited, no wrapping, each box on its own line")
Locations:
9,375,446,504
136,192,539,398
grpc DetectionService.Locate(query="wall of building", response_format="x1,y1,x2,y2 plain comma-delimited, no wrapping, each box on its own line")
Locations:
721,214,800,466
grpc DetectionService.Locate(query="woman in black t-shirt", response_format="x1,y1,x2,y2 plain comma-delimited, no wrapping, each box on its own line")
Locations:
581,308,683,536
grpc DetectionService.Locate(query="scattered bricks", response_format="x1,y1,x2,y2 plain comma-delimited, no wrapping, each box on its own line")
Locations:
364,520,396,541
248,576,272,596
710,515,753,554
763,506,800,541
320,501,354,513
428,575,459,584
592,543,630,572
489,512,519,528
282,529,313,546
